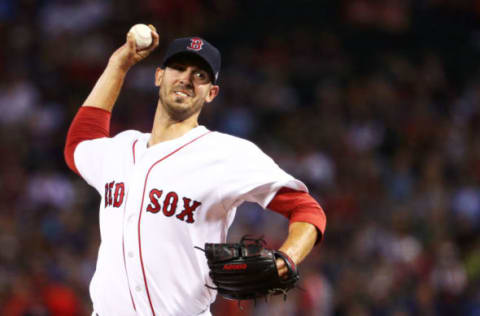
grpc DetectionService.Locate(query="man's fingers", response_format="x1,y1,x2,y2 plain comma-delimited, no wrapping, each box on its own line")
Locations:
126,32,136,51
146,24,160,52
276,258,287,277
121,25,159,64
148,24,157,33
151,30,159,47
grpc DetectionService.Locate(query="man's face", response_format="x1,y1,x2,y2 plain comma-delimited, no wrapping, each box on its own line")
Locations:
155,55,219,121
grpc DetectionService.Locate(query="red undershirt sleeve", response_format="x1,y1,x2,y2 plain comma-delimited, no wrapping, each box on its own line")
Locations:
64,106,111,175
267,187,327,244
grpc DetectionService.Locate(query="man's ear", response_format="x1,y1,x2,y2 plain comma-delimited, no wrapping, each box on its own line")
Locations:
205,85,220,103
155,67,164,87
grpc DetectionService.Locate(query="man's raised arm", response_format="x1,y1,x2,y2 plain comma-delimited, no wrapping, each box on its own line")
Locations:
64,25,159,174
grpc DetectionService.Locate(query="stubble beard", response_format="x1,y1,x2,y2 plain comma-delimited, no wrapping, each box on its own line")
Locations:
159,89,203,122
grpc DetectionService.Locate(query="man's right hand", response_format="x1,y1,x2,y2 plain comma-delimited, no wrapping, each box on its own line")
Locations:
81,25,159,111
109,24,160,72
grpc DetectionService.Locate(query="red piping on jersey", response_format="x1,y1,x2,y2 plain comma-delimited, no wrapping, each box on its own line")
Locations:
137,131,212,316
122,139,138,310
132,139,138,164
125,139,138,310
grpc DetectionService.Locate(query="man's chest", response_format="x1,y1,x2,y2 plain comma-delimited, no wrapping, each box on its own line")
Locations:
100,146,229,229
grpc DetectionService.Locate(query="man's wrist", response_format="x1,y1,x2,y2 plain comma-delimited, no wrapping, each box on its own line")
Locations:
278,247,298,264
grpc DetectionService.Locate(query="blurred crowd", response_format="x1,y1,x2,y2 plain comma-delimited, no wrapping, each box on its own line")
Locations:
1,0,480,315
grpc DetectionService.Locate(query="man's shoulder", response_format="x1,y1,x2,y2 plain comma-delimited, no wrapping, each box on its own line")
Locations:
206,131,273,163
111,129,147,142
78,129,147,151
209,130,261,152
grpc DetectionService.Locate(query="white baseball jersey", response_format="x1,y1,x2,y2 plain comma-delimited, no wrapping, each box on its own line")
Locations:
74,125,307,316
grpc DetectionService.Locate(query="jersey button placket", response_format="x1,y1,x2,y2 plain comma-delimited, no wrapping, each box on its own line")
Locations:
124,212,141,278
124,165,151,313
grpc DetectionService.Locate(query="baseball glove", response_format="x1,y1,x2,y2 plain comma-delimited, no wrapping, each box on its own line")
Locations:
197,236,299,301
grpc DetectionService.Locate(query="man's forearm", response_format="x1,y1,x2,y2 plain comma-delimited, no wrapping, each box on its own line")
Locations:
279,222,318,264
276,222,318,276
82,61,128,112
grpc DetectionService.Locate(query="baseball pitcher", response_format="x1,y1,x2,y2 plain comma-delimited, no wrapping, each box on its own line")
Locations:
64,25,326,316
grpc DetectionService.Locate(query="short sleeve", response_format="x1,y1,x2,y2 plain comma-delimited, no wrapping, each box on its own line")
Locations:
221,140,307,210
73,130,140,194
74,137,112,194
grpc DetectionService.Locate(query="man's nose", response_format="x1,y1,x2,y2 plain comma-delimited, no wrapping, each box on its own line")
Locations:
178,68,194,86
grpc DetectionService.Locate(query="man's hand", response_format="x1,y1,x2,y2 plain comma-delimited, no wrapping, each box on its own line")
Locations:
276,257,288,277
203,236,300,301
109,24,160,72
82,25,160,111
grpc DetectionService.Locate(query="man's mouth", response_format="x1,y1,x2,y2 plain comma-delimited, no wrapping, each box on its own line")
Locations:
173,87,194,98
175,91,189,97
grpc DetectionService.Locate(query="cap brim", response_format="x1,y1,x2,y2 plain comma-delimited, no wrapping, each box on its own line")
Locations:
162,52,217,84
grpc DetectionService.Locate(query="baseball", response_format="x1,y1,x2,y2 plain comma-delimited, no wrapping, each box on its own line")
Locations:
129,24,152,50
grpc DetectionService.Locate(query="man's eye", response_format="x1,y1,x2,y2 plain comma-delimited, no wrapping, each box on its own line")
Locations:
194,72,209,82
171,64,185,71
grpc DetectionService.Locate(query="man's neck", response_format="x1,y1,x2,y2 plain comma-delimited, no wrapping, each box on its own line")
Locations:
148,106,199,147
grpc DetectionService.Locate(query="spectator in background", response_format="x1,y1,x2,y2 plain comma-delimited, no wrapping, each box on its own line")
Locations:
0,1,480,315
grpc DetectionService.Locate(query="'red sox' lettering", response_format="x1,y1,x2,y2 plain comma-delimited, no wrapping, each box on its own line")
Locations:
105,181,125,208
146,189,201,223
163,192,178,217
146,189,163,213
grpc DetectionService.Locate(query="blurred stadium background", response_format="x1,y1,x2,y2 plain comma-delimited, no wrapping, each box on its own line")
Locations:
1,0,480,315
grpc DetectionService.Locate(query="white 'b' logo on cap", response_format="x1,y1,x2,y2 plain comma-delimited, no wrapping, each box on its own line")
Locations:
187,38,204,51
